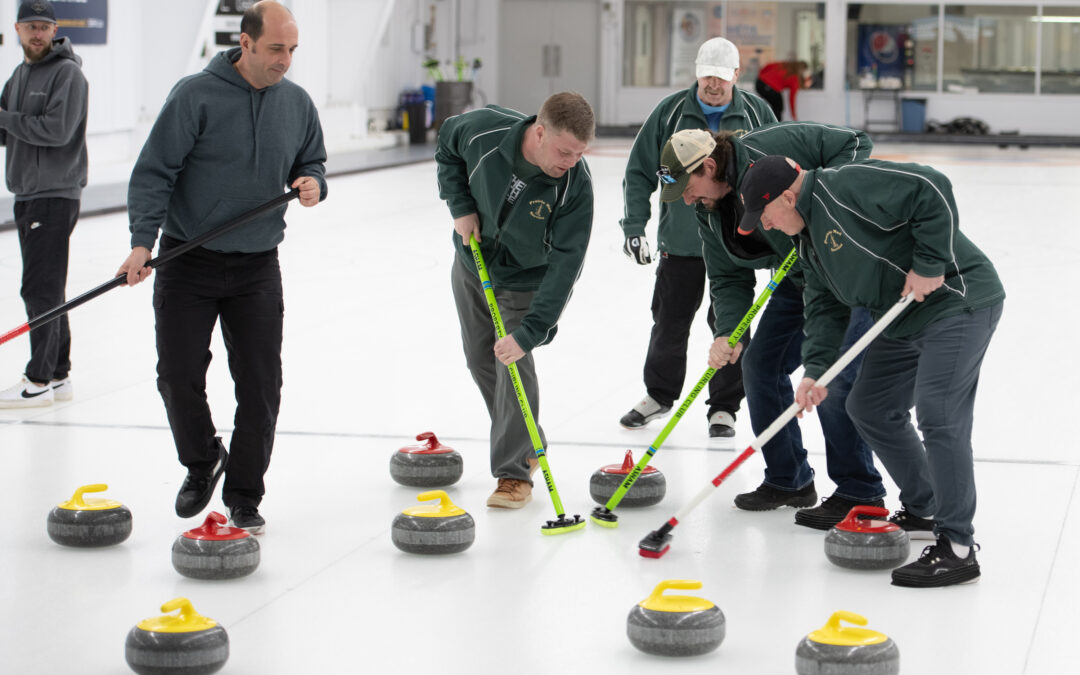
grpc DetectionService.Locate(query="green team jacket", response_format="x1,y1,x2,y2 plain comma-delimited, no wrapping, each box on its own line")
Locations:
795,160,1006,380
698,122,874,336
620,83,775,256
435,105,594,353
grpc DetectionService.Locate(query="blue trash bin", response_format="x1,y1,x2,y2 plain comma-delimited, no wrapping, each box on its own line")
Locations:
901,98,927,133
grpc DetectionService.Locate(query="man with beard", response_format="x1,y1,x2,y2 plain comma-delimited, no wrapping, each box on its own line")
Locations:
0,0,87,408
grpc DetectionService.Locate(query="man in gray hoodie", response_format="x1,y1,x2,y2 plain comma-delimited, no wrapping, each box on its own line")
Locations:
117,1,326,534
0,0,88,408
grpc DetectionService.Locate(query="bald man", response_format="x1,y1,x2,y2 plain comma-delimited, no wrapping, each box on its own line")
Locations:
118,1,327,533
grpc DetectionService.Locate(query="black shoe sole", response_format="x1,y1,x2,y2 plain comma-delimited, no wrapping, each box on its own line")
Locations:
620,409,671,430
709,425,735,438
891,565,980,588
794,500,887,530
733,495,818,511
793,512,841,530
175,449,229,518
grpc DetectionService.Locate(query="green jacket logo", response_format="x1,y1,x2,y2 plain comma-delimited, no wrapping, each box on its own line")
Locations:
529,200,551,220
824,229,843,252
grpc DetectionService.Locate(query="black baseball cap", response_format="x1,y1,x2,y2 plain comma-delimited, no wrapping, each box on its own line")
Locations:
18,0,56,24
737,155,801,234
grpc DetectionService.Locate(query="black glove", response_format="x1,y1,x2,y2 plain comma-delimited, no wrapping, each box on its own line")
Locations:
623,235,652,265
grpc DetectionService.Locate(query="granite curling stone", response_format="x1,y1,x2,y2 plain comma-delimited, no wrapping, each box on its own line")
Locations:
47,483,133,547
172,511,260,580
626,579,725,656
391,490,475,554
795,610,900,675
824,506,910,571
389,431,463,487
590,449,666,507
125,597,229,675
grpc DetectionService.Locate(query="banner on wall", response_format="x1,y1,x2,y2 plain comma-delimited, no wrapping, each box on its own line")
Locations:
214,0,257,47
669,7,707,87
50,0,108,45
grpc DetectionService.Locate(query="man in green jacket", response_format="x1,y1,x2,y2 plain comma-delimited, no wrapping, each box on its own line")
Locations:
619,37,776,438
661,124,886,528
739,155,1004,587
436,93,594,509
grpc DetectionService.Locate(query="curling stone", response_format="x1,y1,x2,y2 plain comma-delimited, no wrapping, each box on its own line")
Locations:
824,506,910,571
795,611,900,675
590,449,666,507
626,579,725,657
172,512,260,580
391,490,475,554
46,483,132,547
125,598,229,674
389,431,463,487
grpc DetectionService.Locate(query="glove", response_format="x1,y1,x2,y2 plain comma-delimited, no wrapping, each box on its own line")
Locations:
623,235,652,265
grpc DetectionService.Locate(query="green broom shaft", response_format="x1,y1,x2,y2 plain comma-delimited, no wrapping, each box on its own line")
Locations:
602,247,799,512
469,236,568,518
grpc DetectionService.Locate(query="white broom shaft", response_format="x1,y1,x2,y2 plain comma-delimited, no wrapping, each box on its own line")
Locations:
672,293,915,524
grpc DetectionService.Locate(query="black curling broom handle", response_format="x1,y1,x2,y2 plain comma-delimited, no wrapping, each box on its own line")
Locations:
0,189,300,347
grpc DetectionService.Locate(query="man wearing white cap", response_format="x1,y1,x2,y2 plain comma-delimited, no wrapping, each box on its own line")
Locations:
618,37,775,438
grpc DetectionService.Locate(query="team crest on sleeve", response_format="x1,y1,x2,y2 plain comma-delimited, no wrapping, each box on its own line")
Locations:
824,229,843,252
529,199,551,219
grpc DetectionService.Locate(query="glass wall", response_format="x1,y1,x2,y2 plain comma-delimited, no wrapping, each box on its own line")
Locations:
1042,6,1080,94
943,5,1037,93
621,1,826,90
622,2,1080,96
843,3,1080,95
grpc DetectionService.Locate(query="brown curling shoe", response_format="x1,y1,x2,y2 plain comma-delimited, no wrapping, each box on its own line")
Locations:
487,478,532,509
528,456,539,478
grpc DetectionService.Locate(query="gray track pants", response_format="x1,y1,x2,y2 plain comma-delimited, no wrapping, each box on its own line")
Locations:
847,303,1002,546
451,259,545,482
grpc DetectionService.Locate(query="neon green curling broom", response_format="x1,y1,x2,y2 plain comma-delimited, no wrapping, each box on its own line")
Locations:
469,236,585,535
591,247,798,528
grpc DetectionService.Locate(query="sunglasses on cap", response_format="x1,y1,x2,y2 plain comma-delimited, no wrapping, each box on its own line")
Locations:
656,166,681,185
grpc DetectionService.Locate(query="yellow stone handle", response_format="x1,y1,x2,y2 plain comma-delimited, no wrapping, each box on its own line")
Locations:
640,580,714,613
71,483,108,507
649,579,702,600
417,490,453,507
827,611,868,630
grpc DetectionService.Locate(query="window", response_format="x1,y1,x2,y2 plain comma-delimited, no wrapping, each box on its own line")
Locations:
1041,6,1080,94
943,5,1037,94
845,4,938,91
622,1,825,90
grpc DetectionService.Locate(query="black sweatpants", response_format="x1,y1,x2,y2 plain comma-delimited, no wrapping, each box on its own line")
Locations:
153,235,284,509
643,254,744,418
15,197,79,384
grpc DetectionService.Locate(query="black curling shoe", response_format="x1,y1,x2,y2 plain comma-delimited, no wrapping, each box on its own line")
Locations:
734,482,817,511
891,535,981,588
794,495,886,530
175,441,228,518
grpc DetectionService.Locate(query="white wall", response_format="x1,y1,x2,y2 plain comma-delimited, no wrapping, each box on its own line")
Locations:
3,0,1077,169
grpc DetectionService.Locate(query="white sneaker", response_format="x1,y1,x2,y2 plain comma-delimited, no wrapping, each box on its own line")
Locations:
619,394,672,429
0,377,55,408
51,377,73,401
708,411,736,438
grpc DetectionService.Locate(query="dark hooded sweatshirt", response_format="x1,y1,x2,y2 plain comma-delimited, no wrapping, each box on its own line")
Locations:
128,47,327,253
0,36,88,200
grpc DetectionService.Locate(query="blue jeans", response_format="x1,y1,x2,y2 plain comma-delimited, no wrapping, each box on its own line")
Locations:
847,303,1002,546
741,278,884,500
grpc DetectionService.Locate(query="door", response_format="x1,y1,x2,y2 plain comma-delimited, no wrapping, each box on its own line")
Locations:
498,0,600,116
